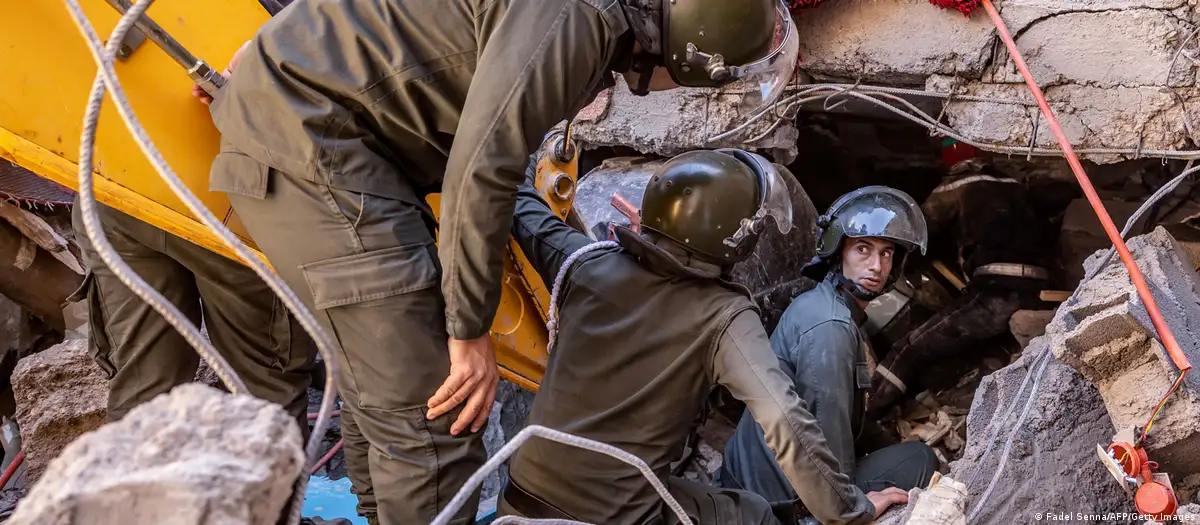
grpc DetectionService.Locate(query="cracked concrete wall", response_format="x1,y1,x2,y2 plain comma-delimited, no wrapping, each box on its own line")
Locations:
572,0,1200,165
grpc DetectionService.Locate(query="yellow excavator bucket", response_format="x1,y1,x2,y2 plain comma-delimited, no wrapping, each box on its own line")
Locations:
0,0,574,391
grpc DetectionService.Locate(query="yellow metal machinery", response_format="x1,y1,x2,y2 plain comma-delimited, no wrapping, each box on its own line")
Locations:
0,0,582,392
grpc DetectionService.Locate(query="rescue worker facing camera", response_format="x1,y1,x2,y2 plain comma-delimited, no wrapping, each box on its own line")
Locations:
201,0,800,523
722,186,940,523
499,150,906,525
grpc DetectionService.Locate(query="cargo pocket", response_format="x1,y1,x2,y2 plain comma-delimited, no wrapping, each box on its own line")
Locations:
66,270,117,379
209,149,269,200
299,241,443,409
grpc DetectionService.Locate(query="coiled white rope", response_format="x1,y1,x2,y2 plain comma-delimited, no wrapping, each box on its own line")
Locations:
62,2,341,523
430,425,691,525
546,241,618,351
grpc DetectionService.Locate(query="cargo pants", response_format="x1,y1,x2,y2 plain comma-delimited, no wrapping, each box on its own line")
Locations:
212,152,487,525
69,198,315,439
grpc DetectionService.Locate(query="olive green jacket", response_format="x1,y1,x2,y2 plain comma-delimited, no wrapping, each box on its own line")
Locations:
209,0,630,339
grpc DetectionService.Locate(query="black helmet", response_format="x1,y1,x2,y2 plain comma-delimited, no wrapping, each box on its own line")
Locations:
641,148,794,266
802,186,928,300
618,0,800,112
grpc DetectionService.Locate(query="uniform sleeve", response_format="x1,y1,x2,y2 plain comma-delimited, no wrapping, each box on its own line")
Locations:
511,161,595,285
438,0,612,340
780,320,863,477
713,311,876,525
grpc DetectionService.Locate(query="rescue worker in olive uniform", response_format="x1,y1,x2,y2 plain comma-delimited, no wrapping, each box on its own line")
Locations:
499,150,908,525
69,0,315,437
867,140,1053,415
721,187,940,522
201,0,802,523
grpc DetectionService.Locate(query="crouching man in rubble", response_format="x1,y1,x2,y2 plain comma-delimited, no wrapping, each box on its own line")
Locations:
498,149,907,525
721,187,940,523
866,139,1053,415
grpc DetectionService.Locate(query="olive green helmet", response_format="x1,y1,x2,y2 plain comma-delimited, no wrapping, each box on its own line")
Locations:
640,148,794,266
619,0,800,111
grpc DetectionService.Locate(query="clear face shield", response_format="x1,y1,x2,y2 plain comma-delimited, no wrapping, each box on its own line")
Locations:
717,149,794,249
730,1,801,113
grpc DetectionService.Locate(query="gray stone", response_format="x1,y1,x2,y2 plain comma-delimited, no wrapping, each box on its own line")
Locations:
11,337,107,485
1053,227,1200,474
1009,310,1056,349
946,340,1135,524
481,380,535,503
8,383,305,525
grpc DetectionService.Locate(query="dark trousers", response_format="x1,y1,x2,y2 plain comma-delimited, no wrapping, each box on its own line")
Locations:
217,158,486,525
869,276,1044,414
70,198,315,441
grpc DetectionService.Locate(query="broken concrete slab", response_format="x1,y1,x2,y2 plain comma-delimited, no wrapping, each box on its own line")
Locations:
946,339,1133,523
7,383,305,525
11,336,107,485
1053,227,1200,475
1010,310,1056,349
572,2,1200,165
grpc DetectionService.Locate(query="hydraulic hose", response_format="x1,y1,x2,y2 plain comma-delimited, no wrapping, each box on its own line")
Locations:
62,2,341,523
981,0,1192,374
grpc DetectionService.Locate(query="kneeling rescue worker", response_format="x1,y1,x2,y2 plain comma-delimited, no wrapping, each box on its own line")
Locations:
722,186,939,523
499,149,905,525
202,0,801,522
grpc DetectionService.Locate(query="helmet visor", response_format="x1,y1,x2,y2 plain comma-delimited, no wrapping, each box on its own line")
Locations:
731,1,800,113
838,189,929,256
720,150,793,248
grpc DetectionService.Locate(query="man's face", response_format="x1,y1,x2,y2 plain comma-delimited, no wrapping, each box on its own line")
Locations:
840,237,895,294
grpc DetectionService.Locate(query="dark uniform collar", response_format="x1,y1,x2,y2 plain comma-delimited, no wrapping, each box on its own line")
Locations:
613,226,756,300
826,276,869,327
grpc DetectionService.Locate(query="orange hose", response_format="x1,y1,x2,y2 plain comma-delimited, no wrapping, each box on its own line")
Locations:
981,0,1192,373
0,450,23,489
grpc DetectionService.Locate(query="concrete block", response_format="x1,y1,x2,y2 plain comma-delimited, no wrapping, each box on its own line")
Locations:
1053,227,1200,474
947,340,1130,523
1010,310,1056,349
12,337,107,485
8,383,305,525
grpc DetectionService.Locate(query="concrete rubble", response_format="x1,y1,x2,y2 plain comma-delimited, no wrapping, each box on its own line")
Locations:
7,383,305,525
572,0,1200,165
11,336,107,485
1054,227,1200,475
927,227,1200,524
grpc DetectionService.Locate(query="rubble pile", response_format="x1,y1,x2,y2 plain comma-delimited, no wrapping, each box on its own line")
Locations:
11,336,107,484
937,227,1200,524
8,383,305,525
572,0,1200,166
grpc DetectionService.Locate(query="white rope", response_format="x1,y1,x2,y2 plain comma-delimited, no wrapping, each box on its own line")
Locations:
62,2,341,523
431,425,691,525
546,241,618,351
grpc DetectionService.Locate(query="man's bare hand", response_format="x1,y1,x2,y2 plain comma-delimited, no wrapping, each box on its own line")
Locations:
191,39,253,106
426,335,498,435
867,487,909,518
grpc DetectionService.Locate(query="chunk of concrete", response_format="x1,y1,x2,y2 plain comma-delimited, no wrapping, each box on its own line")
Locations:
1010,310,1056,349
946,340,1132,523
8,383,304,525
1053,227,1200,475
11,337,107,485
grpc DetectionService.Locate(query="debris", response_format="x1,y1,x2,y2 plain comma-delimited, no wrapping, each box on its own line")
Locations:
7,383,304,525
1055,227,1200,475
11,336,106,485
906,476,969,525
1009,310,1056,349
